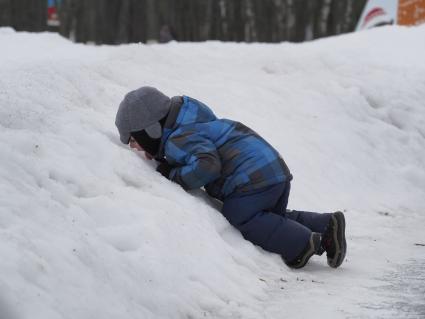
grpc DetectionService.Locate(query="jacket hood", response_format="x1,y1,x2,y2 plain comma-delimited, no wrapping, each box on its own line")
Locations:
175,96,217,126
156,96,217,160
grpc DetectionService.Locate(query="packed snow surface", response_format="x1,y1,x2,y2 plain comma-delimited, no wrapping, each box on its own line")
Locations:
1,25,425,319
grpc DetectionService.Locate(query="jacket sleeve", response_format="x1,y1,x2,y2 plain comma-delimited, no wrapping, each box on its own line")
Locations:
165,130,222,190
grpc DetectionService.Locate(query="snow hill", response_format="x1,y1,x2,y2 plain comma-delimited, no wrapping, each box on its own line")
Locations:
0,25,425,319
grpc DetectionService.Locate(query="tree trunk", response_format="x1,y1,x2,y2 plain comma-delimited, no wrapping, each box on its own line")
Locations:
56,0,369,44
0,0,46,31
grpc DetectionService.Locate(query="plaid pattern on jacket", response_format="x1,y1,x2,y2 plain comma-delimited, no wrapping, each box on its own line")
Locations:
160,96,291,200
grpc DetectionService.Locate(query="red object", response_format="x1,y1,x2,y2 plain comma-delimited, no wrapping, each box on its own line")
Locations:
362,7,386,27
48,6,57,19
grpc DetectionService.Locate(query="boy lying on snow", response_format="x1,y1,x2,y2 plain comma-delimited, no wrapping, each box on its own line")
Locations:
115,86,347,269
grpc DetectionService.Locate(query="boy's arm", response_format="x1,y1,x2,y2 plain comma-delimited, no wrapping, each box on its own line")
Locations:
163,130,221,190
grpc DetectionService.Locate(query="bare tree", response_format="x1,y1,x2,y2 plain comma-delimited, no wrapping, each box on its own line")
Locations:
55,0,367,45
0,0,46,31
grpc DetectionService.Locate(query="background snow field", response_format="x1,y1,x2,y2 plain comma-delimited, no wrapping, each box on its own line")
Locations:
1,25,425,319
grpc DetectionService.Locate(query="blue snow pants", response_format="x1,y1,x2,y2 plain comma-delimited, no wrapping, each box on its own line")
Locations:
221,180,331,262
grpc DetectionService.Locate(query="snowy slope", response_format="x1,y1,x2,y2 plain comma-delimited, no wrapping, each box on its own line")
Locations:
0,25,425,319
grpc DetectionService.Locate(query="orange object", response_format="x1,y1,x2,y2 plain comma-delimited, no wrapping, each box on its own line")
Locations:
398,0,425,25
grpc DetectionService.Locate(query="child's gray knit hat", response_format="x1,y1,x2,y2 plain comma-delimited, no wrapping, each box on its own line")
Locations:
115,86,171,144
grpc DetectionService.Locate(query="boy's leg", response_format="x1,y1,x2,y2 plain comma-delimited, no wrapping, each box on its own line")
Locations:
270,180,346,268
221,183,312,263
286,210,332,234
273,180,332,233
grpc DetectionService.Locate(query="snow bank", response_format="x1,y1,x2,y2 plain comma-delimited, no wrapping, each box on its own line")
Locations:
1,26,425,319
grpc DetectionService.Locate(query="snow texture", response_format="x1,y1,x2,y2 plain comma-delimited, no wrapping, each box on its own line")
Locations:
0,25,425,319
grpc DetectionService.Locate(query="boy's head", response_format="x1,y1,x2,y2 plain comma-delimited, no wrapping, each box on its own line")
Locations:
115,86,171,157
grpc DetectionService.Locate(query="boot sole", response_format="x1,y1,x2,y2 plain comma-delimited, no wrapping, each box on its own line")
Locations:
328,212,346,268
286,233,320,269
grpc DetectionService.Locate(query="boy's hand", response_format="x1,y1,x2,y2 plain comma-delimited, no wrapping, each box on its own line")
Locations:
156,162,173,179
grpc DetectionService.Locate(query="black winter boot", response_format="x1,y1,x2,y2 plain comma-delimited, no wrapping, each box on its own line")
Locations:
321,211,347,268
284,232,322,269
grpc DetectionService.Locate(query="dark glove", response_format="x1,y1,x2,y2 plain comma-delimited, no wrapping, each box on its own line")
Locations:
156,161,173,179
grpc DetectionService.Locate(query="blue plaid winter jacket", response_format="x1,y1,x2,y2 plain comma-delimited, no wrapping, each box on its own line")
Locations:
158,96,291,201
